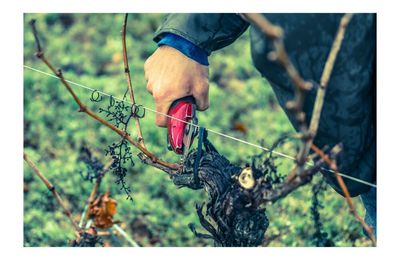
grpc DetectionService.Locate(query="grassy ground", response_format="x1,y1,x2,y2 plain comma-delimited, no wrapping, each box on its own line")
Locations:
23,13,371,247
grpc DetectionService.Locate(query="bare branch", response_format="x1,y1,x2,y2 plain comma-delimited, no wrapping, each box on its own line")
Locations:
295,13,354,174
240,14,311,92
138,153,178,175
243,14,353,182
261,144,342,204
241,13,312,134
310,144,376,246
28,19,179,173
28,20,42,54
241,13,313,177
122,13,146,148
23,153,83,237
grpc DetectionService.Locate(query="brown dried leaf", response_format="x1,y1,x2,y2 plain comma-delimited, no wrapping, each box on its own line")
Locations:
88,192,118,229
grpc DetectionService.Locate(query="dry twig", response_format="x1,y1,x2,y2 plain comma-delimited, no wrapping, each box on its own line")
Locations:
240,13,312,176
241,13,312,134
260,144,342,204
242,14,353,181
122,13,146,148
23,153,83,238
295,13,354,175
240,13,375,246
28,19,179,173
310,145,376,246
25,152,138,246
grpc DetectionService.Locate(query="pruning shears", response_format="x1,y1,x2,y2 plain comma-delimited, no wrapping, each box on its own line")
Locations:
167,96,198,162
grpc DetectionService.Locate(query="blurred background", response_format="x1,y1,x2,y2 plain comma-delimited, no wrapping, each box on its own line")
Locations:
23,13,370,247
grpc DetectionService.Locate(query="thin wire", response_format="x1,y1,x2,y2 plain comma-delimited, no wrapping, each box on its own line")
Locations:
23,64,376,188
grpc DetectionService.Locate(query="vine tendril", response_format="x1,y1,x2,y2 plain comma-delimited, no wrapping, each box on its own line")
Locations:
90,90,103,102
89,90,135,201
131,104,145,119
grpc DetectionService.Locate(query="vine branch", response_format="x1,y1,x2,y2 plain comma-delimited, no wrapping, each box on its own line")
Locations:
240,13,312,175
28,19,179,173
240,14,374,246
122,13,146,148
23,153,83,237
294,13,354,175
311,145,376,246
241,13,312,135
242,14,353,180
260,144,342,204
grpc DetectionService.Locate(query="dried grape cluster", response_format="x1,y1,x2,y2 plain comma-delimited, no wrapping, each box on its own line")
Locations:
91,91,136,201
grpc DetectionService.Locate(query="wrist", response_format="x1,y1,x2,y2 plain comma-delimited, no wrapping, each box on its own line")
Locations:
157,33,209,66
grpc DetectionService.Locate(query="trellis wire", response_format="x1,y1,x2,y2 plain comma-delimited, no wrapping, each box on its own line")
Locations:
24,64,376,188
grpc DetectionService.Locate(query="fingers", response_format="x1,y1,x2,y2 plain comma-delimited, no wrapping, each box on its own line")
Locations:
144,59,153,94
154,101,171,127
152,89,209,127
149,80,210,127
193,80,210,111
143,46,210,127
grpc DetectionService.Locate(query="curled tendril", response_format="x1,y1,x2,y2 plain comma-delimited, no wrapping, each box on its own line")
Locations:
90,90,103,102
109,95,115,107
131,104,145,119
250,137,288,187
122,88,129,101
88,89,135,201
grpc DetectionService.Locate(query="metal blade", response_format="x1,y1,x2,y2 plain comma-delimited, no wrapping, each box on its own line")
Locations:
182,122,196,162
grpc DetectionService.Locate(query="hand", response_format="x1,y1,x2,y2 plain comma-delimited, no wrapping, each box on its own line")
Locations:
144,45,209,127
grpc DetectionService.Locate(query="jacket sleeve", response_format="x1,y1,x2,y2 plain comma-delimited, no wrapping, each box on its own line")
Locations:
153,13,249,55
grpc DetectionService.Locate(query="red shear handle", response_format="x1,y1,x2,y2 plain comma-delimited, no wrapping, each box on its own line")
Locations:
167,96,196,154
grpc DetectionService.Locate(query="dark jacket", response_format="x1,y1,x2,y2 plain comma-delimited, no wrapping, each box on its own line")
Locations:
154,13,376,197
